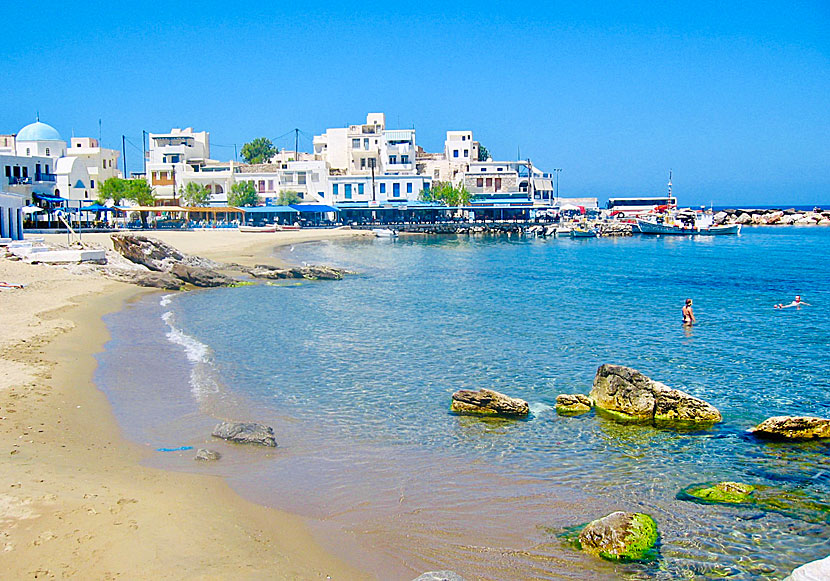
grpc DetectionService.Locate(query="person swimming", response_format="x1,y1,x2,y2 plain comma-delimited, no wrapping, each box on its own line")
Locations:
775,295,811,309
682,298,696,325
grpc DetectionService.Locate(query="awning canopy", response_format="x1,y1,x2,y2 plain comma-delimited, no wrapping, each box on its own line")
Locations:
33,193,66,203
289,204,338,213
241,205,299,214
81,203,115,212
22,205,43,214
187,206,243,213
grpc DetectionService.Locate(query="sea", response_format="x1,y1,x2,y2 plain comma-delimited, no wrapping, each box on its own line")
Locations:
96,226,830,580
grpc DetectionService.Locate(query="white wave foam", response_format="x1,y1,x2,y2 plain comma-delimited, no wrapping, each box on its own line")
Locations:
159,293,175,307
161,310,217,400
529,402,554,416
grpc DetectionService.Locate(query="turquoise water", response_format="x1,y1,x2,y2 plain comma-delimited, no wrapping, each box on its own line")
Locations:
98,227,830,580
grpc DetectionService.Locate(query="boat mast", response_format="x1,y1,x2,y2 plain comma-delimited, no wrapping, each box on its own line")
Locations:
667,170,674,207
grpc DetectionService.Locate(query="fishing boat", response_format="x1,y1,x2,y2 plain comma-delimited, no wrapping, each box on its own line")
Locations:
372,228,397,237
570,226,598,238
239,224,278,233
278,224,302,231
636,218,741,235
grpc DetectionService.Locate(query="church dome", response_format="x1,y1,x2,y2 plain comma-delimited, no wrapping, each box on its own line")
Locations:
17,120,62,142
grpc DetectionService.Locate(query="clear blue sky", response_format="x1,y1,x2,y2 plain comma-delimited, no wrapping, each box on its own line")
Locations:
3,1,828,206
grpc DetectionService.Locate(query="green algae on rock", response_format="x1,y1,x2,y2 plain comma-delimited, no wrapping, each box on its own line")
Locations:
678,482,830,524
577,511,659,562
555,393,593,416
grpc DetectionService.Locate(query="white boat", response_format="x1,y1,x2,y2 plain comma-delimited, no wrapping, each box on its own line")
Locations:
372,228,397,237
239,224,278,233
570,226,598,238
636,219,741,235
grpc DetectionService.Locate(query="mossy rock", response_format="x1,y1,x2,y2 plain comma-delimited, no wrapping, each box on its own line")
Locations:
555,394,593,416
678,482,830,524
683,481,756,504
578,511,659,562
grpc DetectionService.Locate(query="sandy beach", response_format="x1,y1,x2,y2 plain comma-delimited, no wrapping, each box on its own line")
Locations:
0,228,372,580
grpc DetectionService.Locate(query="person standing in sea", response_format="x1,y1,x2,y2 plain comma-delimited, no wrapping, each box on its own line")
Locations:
682,298,696,325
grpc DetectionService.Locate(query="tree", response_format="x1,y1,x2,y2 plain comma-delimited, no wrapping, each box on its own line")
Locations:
276,190,301,205
241,137,276,165
420,181,470,207
477,145,490,162
180,182,211,207
97,177,130,205
228,181,259,207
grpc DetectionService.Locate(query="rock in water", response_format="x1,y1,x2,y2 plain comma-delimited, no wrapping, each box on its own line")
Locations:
169,263,234,287
590,364,721,426
749,416,830,440
555,394,593,415
412,572,466,581
785,554,830,581
578,511,658,561
450,389,529,418
194,449,221,461
681,481,755,504
212,422,277,447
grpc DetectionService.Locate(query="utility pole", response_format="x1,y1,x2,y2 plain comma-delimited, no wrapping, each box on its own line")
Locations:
370,158,376,202
142,130,148,176
553,168,562,201
294,128,299,162
234,144,238,162
122,135,127,179
98,119,102,145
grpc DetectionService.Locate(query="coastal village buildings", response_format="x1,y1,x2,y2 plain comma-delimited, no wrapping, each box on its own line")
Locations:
0,120,121,216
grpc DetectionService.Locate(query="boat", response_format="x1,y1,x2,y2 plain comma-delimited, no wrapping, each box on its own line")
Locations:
278,224,302,231
239,224,278,233
636,218,741,235
570,226,598,238
372,228,397,237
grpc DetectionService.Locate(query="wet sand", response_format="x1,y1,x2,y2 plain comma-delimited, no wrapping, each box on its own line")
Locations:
0,228,372,579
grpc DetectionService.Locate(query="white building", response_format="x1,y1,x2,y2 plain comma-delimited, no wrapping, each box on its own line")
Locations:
417,130,483,185
0,191,24,240
65,137,121,199
146,127,210,202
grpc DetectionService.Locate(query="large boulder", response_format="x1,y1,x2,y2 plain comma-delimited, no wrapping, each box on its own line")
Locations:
450,389,529,418
212,422,277,447
590,364,721,426
578,511,658,562
169,263,234,287
785,554,830,581
735,213,753,225
555,394,593,415
246,263,349,280
111,233,217,271
749,416,830,440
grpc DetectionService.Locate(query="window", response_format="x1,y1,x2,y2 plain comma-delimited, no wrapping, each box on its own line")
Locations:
45,148,50,155
298,173,306,185
333,184,338,196
91,180,95,188
495,178,502,191
424,182,430,192
4,166,10,177
102,161,106,169
22,167,28,178
258,180,265,192
363,138,369,149
77,143,81,147
360,158,366,169
476,178,483,187
389,155,397,164
358,183,364,195
392,183,400,197
497,167,503,171
267,180,274,190
45,165,49,173
401,155,409,164
26,148,30,156
344,184,352,199
462,135,466,141
352,139,360,148
380,183,386,193
486,177,493,187
406,183,412,194
453,150,459,158
464,150,468,157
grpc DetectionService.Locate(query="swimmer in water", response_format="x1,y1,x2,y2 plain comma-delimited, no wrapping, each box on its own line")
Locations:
775,295,811,309
682,298,696,325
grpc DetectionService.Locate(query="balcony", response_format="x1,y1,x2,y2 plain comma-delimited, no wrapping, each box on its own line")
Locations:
8,176,31,185
36,173,57,182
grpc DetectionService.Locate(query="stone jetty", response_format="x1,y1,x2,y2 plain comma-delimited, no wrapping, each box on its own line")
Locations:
714,208,830,226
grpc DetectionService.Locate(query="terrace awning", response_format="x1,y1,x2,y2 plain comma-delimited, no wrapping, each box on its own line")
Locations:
81,203,115,212
33,193,66,203
289,204,338,213
241,205,299,214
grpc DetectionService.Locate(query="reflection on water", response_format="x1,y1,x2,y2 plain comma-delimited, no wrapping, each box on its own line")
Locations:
100,227,830,580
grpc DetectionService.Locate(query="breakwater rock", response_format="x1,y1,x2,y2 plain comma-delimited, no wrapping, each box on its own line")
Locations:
598,223,633,236
243,263,349,280
211,422,277,447
749,416,830,440
555,394,593,415
714,208,830,226
785,555,830,581
450,389,529,418
578,511,658,562
590,364,721,426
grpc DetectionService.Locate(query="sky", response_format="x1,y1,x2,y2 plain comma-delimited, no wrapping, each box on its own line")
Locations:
2,0,828,206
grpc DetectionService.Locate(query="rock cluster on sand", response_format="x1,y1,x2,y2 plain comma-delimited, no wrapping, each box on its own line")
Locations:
211,422,277,447
243,263,349,280
590,364,721,426
555,394,593,415
578,511,658,562
450,389,529,418
749,416,830,440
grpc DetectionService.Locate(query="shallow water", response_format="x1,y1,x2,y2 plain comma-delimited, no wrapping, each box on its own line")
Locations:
98,227,830,580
